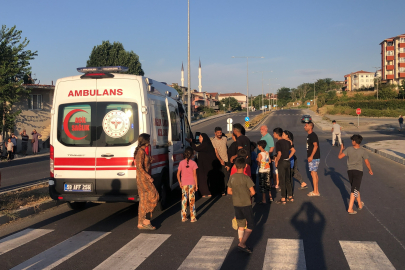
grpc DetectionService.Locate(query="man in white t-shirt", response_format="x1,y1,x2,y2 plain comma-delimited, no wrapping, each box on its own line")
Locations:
331,120,342,147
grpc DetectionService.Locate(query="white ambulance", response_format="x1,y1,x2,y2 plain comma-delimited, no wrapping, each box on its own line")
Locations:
49,66,194,210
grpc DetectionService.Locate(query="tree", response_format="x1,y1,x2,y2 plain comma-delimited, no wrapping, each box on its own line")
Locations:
172,84,183,96
86,41,144,75
377,83,397,100
277,87,291,101
219,97,241,111
0,25,37,140
399,80,405,100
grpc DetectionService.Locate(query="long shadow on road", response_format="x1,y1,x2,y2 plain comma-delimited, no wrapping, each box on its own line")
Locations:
324,167,350,210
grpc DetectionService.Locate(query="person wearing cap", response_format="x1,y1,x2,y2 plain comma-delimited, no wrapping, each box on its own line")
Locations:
331,120,342,147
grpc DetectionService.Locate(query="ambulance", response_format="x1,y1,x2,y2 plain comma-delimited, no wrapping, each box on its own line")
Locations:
49,66,194,210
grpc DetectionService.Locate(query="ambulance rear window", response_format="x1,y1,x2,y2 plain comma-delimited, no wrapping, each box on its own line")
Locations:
57,102,139,147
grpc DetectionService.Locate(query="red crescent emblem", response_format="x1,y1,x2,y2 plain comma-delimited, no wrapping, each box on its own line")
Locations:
63,109,88,140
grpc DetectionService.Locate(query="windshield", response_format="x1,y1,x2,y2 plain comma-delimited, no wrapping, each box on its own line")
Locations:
57,102,139,147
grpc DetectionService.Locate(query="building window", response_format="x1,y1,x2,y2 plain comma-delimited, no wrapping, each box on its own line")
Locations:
361,79,364,82
28,94,42,110
400,58,405,63
400,38,405,43
387,51,394,56
387,42,393,46
366,79,369,82
400,67,405,72
400,48,405,53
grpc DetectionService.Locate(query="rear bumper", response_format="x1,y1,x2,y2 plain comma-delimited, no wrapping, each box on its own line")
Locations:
49,178,139,202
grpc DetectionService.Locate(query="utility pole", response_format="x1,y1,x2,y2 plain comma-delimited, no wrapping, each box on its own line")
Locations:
187,0,191,121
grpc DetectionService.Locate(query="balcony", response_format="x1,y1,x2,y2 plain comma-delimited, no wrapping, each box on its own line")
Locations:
386,56,394,61
399,43,405,48
399,53,405,57
399,73,405,78
399,63,405,67
386,65,394,70
386,46,394,51
386,74,394,80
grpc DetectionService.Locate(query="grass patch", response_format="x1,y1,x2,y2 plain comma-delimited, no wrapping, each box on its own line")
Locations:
0,184,50,219
327,106,405,117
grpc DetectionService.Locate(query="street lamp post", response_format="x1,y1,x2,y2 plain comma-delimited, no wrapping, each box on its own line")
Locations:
187,0,191,121
232,56,264,119
253,71,273,114
313,79,316,108
267,78,277,111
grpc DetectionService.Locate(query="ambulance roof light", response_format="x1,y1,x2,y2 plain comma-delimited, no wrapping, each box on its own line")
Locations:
77,66,129,73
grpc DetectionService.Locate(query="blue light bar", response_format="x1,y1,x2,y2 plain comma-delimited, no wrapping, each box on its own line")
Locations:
77,66,129,73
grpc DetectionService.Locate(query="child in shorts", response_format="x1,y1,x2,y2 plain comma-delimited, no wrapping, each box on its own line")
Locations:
228,157,255,254
257,140,272,203
338,134,373,215
230,149,252,178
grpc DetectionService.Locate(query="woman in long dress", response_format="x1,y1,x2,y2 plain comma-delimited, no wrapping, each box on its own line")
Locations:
31,129,42,154
186,133,217,197
135,133,159,230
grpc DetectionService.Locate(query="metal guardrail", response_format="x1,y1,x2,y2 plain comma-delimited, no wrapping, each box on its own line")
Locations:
0,179,48,195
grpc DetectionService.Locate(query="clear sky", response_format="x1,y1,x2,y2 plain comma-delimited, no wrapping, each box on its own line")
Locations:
2,0,405,96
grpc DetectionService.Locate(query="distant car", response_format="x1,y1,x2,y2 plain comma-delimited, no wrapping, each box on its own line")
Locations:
226,110,232,113
301,115,312,123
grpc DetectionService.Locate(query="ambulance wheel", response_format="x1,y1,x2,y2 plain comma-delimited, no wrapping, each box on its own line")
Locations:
67,201,87,210
155,171,170,212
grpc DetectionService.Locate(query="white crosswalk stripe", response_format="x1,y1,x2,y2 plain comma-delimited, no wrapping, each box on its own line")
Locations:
94,233,171,270
0,229,53,255
340,241,395,270
263,239,306,270
10,231,109,270
177,236,234,270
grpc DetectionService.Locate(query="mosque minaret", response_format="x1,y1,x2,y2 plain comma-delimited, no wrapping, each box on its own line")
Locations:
198,59,202,93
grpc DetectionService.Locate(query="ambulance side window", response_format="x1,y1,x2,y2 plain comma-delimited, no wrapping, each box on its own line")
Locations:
183,115,192,139
152,100,169,147
169,105,181,141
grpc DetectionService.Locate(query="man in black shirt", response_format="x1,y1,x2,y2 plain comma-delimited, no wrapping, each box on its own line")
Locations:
304,122,320,197
231,123,251,168
273,127,292,204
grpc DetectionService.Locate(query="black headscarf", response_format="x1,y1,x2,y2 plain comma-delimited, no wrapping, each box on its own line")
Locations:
193,133,215,153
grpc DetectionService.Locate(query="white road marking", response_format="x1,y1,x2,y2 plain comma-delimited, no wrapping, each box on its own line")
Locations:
0,229,53,255
11,231,109,270
263,239,306,270
340,241,395,270
178,236,234,270
94,233,171,270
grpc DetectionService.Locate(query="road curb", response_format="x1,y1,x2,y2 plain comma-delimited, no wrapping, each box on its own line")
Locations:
249,111,274,131
0,199,64,225
363,145,405,166
191,113,230,126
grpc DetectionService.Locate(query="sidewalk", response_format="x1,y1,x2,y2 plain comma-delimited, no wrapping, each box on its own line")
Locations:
304,109,401,132
1,149,50,163
363,140,405,166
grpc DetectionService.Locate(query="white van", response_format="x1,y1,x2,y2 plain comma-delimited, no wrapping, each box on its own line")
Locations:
49,66,194,210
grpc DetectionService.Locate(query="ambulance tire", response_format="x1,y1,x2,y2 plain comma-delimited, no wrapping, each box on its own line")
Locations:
67,201,87,210
155,170,170,212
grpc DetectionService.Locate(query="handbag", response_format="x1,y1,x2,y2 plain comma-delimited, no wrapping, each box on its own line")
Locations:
31,138,35,143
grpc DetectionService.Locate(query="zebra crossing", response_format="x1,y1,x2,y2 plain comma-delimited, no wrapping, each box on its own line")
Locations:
0,228,397,270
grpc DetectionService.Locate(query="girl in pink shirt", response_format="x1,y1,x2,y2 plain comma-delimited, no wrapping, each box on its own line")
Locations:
177,147,198,222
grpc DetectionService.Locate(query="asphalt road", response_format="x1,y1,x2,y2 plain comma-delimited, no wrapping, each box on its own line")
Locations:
1,110,405,270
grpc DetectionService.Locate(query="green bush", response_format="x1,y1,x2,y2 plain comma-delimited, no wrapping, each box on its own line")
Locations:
335,100,405,110
328,106,405,117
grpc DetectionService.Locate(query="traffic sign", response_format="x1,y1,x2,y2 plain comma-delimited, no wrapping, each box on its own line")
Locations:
227,123,233,132
245,121,250,128
356,108,361,115
307,102,310,106
245,117,250,122
227,118,233,124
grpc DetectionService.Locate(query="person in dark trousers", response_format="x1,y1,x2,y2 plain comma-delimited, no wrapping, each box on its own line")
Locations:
227,133,239,173
20,130,29,156
338,134,373,215
304,122,321,197
10,133,17,159
211,127,229,195
186,133,217,198
6,138,14,161
399,115,403,131
250,142,258,185
231,123,251,168
273,127,293,204
283,130,307,190
227,157,256,254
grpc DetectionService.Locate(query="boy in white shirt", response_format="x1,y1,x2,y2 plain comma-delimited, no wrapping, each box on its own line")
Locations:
257,140,272,203
331,120,342,147
6,138,14,161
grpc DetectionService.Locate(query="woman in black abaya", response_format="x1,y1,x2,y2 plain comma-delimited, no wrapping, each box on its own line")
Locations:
186,133,217,197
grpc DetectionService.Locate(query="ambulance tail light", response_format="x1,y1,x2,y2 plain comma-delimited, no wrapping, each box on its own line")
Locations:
50,144,54,178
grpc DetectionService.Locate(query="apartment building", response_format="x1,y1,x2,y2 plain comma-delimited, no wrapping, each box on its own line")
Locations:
380,33,405,86
343,70,375,91
218,92,248,108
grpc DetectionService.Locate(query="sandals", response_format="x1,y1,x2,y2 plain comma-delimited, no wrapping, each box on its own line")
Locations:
138,224,156,230
307,192,320,197
238,245,253,254
191,218,197,223
287,197,294,202
298,185,308,190
348,211,357,215
182,218,189,222
275,199,286,205
269,197,274,202
358,202,364,210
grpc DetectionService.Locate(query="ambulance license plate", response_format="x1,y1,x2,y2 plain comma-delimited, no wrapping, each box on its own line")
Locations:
64,184,92,192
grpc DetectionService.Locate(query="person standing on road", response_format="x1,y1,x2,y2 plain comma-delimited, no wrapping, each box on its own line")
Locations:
211,127,229,196
230,123,251,169
260,125,275,187
283,130,307,190
186,133,217,198
257,140,272,203
6,138,14,161
331,120,342,146
134,133,159,230
227,133,239,172
10,133,17,159
20,130,29,156
227,157,256,254
338,134,373,215
250,142,258,185
31,129,42,155
305,122,321,197
177,147,198,222
399,115,403,131
273,128,293,204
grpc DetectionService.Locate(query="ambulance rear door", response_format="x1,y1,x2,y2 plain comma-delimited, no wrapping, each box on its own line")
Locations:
53,79,97,194
94,78,141,197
